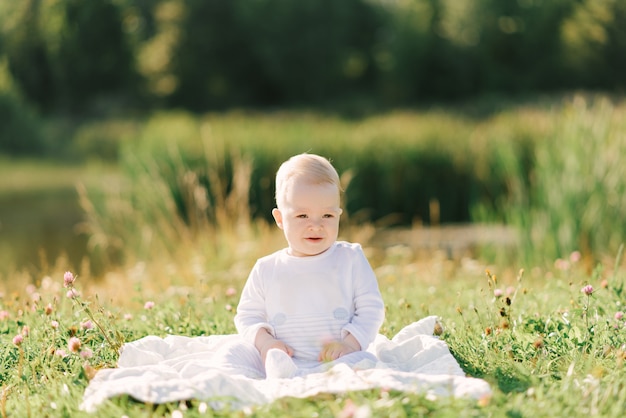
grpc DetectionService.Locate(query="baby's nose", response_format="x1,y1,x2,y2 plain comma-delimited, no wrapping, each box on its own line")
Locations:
309,219,322,229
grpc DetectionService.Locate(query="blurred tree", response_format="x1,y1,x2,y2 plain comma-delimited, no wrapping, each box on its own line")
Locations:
2,0,137,113
1,0,625,115
131,0,181,104
416,0,480,99
168,0,383,110
374,0,481,102
243,0,382,105
0,58,45,155
167,0,262,109
2,0,56,110
51,0,137,111
473,0,578,92
561,0,626,91
604,1,626,90
372,0,435,103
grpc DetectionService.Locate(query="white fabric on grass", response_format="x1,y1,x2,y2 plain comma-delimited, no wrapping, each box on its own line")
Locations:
80,316,491,412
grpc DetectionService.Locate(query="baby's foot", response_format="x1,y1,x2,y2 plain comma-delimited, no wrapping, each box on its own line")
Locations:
265,349,297,379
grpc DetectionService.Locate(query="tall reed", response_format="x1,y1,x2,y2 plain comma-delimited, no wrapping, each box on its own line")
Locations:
492,96,626,265
78,95,626,270
77,112,261,283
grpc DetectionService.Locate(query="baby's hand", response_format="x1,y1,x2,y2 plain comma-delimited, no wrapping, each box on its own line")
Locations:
318,334,360,362
255,328,293,363
258,338,294,363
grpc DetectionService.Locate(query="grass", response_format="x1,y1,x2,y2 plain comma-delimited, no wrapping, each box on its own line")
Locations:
1,236,624,417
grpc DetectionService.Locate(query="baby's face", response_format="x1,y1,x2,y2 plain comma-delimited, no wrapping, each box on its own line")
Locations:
273,180,342,257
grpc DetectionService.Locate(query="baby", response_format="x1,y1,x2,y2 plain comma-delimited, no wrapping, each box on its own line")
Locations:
234,153,385,378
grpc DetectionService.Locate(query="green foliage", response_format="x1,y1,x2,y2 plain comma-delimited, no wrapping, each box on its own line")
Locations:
0,57,46,155
471,0,577,91
486,97,626,264
1,0,137,113
69,119,139,162
0,89,45,156
2,0,626,114
169,0,383,109
560,0,626,89
52,0,137,109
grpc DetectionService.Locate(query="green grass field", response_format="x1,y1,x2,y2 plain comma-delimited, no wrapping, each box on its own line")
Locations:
1,237,624,417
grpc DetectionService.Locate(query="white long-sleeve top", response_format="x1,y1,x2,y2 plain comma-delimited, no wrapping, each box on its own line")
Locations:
234,241,385,362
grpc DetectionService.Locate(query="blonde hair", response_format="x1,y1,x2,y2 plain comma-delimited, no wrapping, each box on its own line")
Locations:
275,153,341,208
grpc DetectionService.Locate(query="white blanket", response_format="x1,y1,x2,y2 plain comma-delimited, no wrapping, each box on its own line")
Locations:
81,316,491,412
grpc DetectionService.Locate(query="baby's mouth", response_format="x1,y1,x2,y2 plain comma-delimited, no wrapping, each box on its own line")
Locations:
306,237,323,242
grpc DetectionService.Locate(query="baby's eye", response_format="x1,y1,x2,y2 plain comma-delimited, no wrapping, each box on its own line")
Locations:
296,214,308,219
323,213,334,218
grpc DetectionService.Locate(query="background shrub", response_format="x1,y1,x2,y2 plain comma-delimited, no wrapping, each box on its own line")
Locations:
1,0,625,115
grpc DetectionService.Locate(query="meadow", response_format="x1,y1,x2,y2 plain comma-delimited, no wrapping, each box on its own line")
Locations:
1,94,625,416
1,242,625,417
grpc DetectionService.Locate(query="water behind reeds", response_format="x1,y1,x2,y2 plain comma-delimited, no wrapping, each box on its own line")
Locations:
0,188,86,275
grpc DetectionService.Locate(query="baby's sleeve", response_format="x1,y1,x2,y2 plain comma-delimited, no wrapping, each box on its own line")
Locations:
341,245,385,349
234,261,275,345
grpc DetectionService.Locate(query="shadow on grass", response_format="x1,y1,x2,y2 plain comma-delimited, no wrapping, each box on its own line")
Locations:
448,346,532,394
493,366,531,393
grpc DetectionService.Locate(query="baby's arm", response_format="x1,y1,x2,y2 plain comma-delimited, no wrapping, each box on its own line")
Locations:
235,261,278,356
338,245,385,353
255,328,294,363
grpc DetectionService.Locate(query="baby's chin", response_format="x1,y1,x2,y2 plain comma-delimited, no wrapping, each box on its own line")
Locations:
289,243,332,257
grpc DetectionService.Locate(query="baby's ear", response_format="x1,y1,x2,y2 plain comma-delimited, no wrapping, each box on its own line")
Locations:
271,208,283,229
